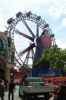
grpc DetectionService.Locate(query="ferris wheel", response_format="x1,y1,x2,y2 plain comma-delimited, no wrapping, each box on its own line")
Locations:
7,11,55,68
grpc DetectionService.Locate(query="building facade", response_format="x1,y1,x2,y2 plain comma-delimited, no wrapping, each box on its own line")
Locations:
0,31,15,82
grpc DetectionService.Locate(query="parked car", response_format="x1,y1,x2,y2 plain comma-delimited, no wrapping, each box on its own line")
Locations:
19,77,54,100
19,77,44,97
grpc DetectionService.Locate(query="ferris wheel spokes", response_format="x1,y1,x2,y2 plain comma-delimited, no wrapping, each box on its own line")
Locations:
19,43,35,56
22,18,35,39
36,23,39,37
15,29,34,42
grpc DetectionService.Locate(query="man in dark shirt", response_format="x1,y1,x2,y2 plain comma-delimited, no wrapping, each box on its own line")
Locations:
0,79,5,100
8,79,15,100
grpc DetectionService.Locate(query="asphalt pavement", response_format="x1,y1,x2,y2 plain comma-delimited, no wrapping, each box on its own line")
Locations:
3,85,21,100
3,85,54,100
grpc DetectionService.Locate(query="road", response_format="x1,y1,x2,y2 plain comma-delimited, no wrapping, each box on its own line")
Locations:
4,85,54,100
4,91,54,100
4,86,21,100
4,91,21,100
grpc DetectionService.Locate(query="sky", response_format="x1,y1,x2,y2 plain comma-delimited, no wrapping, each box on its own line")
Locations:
0,0,66,50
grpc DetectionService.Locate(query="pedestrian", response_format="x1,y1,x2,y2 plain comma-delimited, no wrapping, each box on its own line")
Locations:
8,79,15,100
22,75,28,85
55,85,66,100
0,79,5,100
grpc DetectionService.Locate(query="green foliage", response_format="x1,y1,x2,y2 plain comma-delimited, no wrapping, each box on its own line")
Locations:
33,46,66,70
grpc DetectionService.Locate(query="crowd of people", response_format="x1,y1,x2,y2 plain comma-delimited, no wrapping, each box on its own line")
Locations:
0,79,15,100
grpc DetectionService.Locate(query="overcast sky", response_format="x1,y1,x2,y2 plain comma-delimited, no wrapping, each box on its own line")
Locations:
0,0,66,50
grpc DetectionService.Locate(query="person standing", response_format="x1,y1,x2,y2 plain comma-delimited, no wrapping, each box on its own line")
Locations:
8,79,15,100
0,79,5,100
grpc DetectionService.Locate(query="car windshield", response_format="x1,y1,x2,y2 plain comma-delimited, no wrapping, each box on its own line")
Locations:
25,77,44,86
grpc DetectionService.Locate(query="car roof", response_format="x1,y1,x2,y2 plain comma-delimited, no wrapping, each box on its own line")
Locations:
26,77,43,82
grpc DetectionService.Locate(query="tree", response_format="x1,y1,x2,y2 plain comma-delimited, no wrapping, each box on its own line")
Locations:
33,45,66,75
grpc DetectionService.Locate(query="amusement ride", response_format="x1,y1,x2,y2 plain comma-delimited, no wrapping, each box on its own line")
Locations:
6,11,55,68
